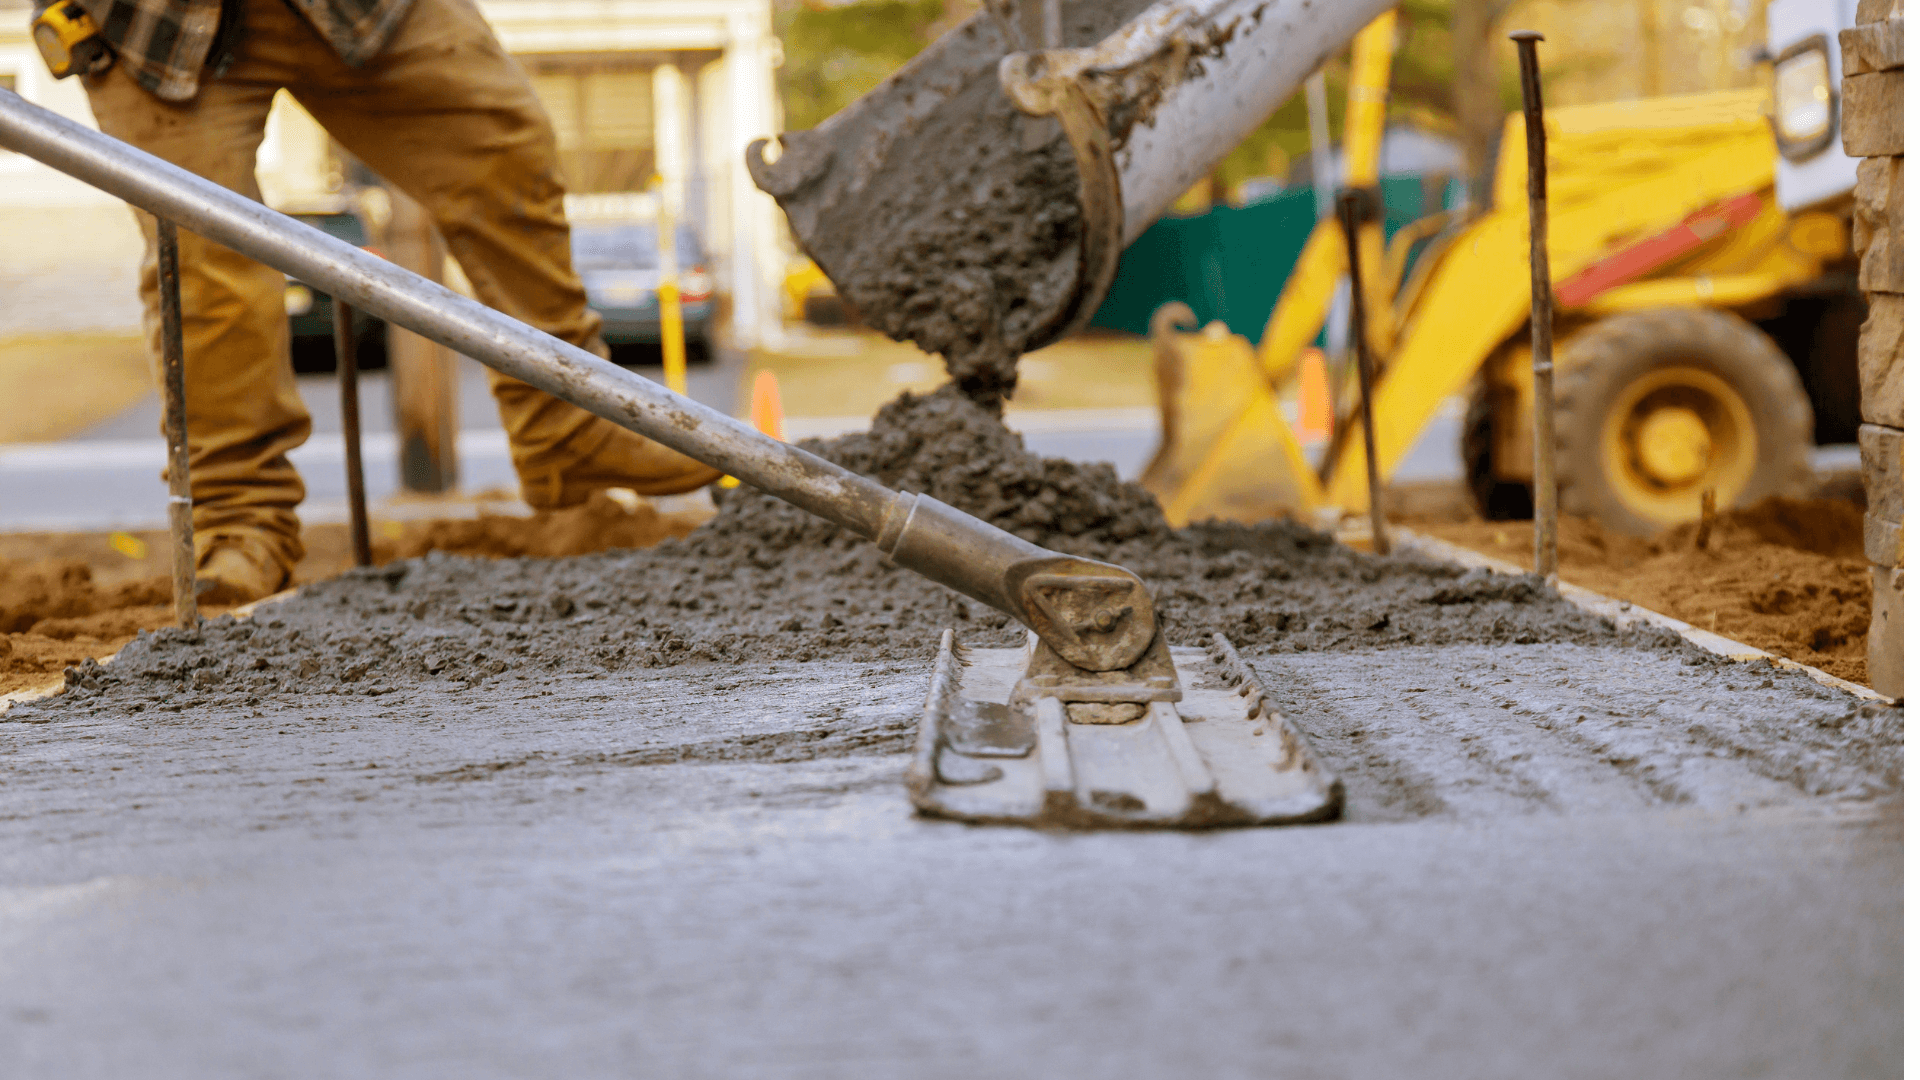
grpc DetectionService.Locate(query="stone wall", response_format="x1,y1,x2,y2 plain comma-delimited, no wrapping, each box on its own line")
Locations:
1841,0,1904,698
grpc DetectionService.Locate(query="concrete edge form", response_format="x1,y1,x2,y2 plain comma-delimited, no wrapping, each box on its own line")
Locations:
1389,527,1895,704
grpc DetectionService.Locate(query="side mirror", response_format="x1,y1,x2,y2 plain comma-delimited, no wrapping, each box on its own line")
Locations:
1770,34,1837,162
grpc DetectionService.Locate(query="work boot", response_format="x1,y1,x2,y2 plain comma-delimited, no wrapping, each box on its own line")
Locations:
195,533,292,606
521,423,723,511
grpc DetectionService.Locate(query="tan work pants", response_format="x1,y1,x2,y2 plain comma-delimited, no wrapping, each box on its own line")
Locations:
85,0,626,572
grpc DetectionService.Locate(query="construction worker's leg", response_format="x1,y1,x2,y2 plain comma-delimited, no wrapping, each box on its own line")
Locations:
289,0,720,507
82,59,308,599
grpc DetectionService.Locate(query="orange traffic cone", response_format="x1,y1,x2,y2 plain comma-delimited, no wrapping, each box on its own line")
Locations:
749,369,786,441
1296,346,1332,442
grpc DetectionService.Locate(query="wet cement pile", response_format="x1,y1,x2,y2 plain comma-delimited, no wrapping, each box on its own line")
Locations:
0,497,711,697
1422,497,1875,683
31,386,1732,720
760,1,1156,407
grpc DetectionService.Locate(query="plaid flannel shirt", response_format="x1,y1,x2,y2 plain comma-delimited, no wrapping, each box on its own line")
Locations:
37,0,415,101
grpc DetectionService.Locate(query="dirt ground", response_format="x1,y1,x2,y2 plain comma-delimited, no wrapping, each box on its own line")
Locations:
1414,497,1874,685
0,492,710,697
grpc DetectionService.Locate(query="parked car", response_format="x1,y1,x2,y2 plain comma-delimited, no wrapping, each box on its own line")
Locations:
572,222,715,351
284,210,387,373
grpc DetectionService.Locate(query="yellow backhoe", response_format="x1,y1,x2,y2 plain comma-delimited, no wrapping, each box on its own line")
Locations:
1143,8,1860,536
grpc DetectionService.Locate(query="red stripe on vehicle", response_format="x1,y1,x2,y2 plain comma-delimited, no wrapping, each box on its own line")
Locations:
1553,192,1766,308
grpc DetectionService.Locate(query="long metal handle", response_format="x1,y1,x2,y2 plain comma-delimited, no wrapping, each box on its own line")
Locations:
156,220,199,628
1512,30,1558,581
0,88,1156,671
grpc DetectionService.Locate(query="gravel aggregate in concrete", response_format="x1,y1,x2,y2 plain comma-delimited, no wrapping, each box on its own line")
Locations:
18,388,1729,720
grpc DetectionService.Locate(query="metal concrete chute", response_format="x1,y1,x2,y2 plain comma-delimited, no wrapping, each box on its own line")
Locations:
997,0,1398,246
748,0,1398,357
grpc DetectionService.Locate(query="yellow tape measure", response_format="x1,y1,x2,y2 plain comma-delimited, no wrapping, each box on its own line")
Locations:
32,2,111,79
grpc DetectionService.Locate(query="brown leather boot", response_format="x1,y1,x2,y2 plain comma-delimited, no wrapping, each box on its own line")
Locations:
522,423,723,511
195,533,293,606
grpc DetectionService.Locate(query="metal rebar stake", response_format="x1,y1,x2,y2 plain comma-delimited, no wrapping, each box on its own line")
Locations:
1335,188,1389,556
1512,30,1558,581
156,220,198,628
335,298,373,567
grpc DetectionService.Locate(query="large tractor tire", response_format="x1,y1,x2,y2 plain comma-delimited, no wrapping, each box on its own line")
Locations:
1554,306,1814,536
1462,378,1533,521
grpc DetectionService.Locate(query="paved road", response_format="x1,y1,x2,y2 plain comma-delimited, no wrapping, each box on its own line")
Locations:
0,352,1864,533
0,357,740,532
0,645,1898,1078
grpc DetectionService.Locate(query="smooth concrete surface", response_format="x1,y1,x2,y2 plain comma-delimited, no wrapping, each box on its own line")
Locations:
0,646,1899,1078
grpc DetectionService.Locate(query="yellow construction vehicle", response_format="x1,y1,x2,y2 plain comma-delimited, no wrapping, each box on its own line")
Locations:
1143,7,1860,537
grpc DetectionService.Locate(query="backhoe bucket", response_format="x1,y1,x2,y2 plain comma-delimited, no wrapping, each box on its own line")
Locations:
1139,306,1325,526
1134,11,1396,528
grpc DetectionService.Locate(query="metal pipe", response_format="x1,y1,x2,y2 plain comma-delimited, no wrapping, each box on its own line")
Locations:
156,220,199,628
0,88,1155,671
1512,30,1558,581
1335,189,1389,556
334,299,373,568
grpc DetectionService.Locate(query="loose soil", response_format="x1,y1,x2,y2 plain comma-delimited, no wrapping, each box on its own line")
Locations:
1418,498,1875,685
0,493,708,696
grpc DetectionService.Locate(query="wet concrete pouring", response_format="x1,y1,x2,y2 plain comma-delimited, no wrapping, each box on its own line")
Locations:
752,0,1159,406
2,388,1903,1076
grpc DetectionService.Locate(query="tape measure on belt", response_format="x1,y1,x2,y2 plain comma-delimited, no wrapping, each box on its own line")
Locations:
32,2,113,79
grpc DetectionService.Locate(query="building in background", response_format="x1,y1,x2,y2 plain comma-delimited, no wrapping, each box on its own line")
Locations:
0,1,145,338
0,0,789,347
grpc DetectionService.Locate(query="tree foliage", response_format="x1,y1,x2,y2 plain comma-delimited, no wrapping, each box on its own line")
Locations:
775,0,955,132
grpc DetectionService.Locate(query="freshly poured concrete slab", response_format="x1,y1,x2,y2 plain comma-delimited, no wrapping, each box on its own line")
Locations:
0,646,1898,1079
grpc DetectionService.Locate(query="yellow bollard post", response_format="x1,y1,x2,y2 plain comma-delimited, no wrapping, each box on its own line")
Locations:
655,177,687,397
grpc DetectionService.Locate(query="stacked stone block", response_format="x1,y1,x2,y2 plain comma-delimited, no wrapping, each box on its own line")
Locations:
1841,0,1904,697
